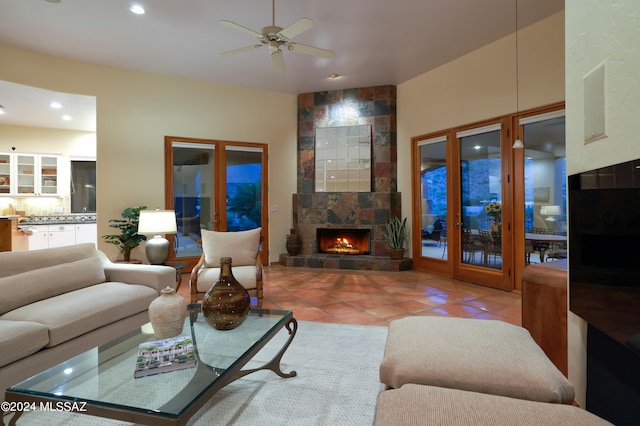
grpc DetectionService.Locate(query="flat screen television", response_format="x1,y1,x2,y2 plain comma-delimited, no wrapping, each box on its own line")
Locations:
568,158,640,353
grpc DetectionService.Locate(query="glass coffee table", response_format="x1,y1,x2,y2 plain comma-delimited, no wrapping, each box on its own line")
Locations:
4,304,297,426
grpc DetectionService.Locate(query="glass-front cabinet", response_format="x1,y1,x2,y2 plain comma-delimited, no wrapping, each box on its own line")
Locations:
0,153,10,195
0,153,60,196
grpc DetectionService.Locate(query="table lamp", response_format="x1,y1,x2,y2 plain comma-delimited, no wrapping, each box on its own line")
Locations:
138,209,177,264
540,205,562,221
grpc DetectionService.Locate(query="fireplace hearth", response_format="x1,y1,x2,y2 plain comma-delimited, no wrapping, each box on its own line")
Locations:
317,228,370,255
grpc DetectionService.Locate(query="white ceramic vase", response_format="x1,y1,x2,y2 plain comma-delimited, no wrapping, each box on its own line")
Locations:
148,286,187,339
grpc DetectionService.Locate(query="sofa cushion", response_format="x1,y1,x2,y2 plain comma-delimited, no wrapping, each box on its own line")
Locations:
0,319,49,368
196,265,259,292
380,316,575,404
374,384,612,426
201,228,261,268
0,282,158,347
0,243,99,278
0,256,106,315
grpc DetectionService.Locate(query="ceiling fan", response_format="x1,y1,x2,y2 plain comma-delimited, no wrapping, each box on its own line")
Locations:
218,0,334,72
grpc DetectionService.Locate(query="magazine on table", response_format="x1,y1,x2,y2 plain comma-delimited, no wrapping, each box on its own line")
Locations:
134,335,197,379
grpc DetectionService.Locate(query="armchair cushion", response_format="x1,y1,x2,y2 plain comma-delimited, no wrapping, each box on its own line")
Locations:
201,228,262,267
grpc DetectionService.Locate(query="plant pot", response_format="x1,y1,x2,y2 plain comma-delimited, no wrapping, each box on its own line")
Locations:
389,248,404,260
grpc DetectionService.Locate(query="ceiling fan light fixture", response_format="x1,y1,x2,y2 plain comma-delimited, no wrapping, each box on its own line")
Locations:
218,0,333,71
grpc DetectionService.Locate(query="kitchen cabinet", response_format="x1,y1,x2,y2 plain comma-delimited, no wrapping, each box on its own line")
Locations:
0,218,29,252
0,153,10,195
0,152,61,197
75,223,97,246
27,225,51,250
27,224,77,250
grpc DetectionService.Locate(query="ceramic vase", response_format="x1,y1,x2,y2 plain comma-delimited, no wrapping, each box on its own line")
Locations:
202,257,251,330
286,228,301,256
148,286,187,338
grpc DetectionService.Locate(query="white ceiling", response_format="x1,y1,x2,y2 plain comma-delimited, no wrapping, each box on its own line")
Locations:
0,0,564,132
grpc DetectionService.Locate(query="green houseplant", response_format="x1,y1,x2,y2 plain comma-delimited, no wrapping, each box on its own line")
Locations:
385,216,408,259
102,205,147,262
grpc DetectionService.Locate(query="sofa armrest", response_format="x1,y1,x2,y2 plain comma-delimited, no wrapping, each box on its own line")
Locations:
103,262,175,294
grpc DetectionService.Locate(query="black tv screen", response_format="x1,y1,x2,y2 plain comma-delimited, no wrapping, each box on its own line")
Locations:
569,159,640,353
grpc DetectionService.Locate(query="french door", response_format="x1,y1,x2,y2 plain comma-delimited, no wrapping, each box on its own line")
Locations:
453,120,512,290
164,136,268,268
412,119,513,290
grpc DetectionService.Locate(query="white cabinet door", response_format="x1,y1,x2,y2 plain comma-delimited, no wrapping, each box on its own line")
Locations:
0,152,11,195
27,225,50,250
75,223,97,246
15,153,37,196
48,225,76,248
39,155,60,196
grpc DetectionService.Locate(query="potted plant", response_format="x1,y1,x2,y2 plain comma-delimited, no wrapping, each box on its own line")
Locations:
385,216,408,260
102,205,147,262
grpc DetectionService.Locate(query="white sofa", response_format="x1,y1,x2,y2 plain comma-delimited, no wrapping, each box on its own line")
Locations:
0,243,175,397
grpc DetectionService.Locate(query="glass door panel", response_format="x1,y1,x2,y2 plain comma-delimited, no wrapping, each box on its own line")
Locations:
172,143,215,259
418,137,448,260
225,147,263,232
522,114,566,265
459,128,502,270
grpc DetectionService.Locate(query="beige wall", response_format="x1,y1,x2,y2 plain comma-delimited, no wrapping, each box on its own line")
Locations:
396,12,565,248
0,43,297,263
565,0,640,407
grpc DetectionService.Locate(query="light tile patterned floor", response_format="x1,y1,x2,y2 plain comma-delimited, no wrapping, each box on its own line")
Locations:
178,264,521,327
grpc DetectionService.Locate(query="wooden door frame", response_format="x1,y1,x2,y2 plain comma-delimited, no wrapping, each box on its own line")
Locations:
411,102,565,292
164,136,269,270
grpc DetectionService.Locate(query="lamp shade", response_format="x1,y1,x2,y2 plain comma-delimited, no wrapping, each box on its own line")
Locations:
138,210,177,235
541,205,562,216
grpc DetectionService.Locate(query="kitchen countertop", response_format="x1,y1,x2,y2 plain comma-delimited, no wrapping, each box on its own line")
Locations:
17,214,97,225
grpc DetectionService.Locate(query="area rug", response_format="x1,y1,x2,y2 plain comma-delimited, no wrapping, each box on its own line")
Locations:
10,321,388,426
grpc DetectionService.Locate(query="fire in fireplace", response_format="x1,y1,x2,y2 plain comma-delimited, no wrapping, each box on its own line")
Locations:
317,228,370,255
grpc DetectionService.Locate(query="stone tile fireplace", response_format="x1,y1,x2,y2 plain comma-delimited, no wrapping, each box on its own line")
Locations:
278,85,412,271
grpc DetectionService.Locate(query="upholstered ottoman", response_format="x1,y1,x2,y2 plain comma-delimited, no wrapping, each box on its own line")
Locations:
379,316,575,404
374,384,611,426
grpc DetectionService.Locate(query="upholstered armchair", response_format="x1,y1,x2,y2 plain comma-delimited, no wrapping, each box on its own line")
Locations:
189,227,264,304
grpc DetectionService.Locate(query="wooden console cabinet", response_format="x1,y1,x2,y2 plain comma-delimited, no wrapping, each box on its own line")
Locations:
0,218,29,252
522,259,568,376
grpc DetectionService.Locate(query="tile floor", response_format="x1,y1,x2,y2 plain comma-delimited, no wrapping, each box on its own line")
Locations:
178,264,522,327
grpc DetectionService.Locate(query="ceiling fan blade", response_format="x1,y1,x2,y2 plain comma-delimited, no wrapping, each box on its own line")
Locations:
271,49,285,72
288,43,334,59
279,17,313,40
220,20,263,39
218,45,261,58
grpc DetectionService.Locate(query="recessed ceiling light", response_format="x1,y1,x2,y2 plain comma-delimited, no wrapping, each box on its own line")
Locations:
62,115,72,121
328,73,341,79
50,101,62,109
130,4,145,15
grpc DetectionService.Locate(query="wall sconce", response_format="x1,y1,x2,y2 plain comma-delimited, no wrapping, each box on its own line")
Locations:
138,209,177,264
